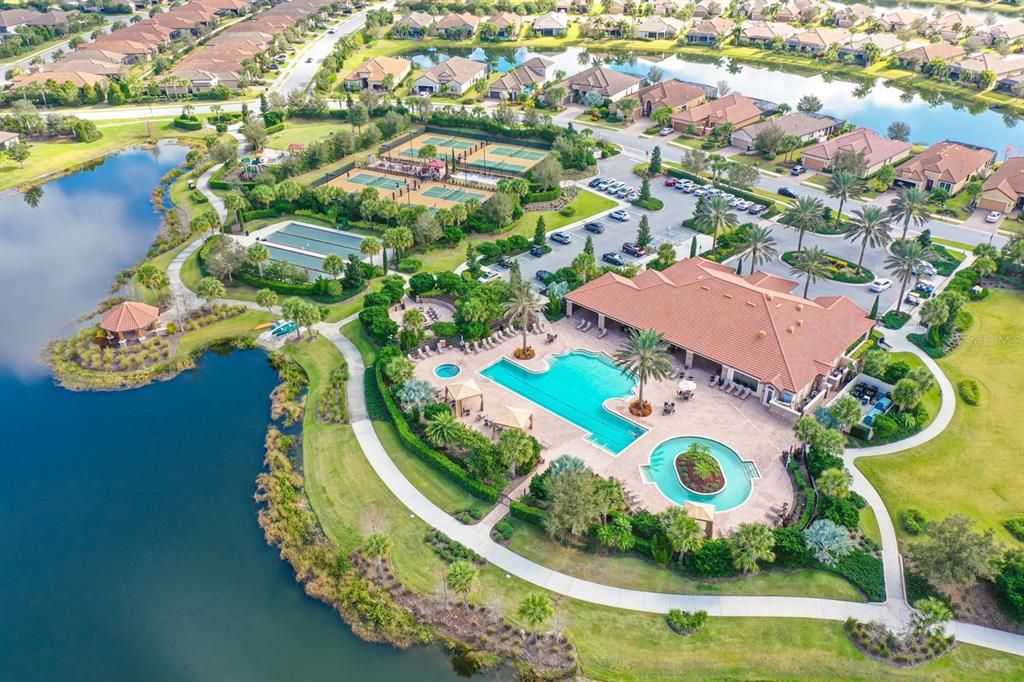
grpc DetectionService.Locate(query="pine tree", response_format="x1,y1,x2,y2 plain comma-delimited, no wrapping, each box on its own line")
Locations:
649,145,662,174
533,215,546,247
636,215,652,249
869,294,879,321
584,234,595,257
689,236,698,258
639,176,651,202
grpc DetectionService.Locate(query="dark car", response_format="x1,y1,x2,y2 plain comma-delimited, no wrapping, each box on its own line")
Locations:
778,187,798,199
497,255,514,268
530,245,545,257
550,231,572,245
535,269,552,283
747,203,767,215
588,177,604,188
584,221,605,234
602,252,626,266
622,242,647,257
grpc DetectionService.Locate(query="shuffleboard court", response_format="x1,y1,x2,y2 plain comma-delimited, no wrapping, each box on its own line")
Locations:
420,185,488,203
278,222,364,250
489,146,546,161
266,244,327,274
347,172,406,190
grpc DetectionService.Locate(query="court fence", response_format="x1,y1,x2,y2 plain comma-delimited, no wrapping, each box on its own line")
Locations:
311,161,357,188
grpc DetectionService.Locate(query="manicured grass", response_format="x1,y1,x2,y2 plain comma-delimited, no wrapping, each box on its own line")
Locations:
169,173,209,223
859,506,882,547
176,310,272,357
858,290,1024,545
931,237,975,252
505,520,866,601
341,319,376,364
266,120,353,150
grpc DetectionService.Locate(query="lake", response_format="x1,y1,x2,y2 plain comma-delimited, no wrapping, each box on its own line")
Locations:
406,45,1024,152
0,148,477,680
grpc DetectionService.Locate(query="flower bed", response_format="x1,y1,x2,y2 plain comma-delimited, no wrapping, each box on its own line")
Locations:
844,618,955,667
675,449,725,494
781,251,873,284
629,400,652,417
513,346,536,360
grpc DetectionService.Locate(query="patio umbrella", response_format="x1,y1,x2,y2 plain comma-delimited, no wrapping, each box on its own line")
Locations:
677,379,697,393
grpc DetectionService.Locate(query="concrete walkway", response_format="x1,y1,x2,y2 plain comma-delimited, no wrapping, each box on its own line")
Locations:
198,163,228,223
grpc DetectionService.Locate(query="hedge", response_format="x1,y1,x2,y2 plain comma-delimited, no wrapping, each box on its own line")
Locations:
523,188,560,204
265,122,285,135
241,208,280,221
173,116,203,131
829,550,885,602
904,568,952,610
510,501,547,526
375,363,500,504
907,333,945,358
958,378,980,405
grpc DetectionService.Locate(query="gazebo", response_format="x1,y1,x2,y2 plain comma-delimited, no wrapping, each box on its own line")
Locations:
445,379,484,416
491,405,533,438
684,500,716,538
100,301,160,344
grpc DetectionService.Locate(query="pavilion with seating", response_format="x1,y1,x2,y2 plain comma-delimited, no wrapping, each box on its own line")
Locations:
100,301,160,345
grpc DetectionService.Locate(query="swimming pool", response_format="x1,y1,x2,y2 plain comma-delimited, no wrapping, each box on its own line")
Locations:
480,350,646,454
863,396,893,426
640,436,758,511
434,363,461,379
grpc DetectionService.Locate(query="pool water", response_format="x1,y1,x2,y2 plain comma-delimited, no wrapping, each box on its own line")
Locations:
863,396,893,426
640,436,758,511
480,350,646,454
434,363,461,379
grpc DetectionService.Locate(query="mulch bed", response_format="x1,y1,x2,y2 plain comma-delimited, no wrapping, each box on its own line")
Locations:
675,455,724,494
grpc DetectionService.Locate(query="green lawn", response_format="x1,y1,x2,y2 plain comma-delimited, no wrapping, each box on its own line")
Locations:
176,310,272,357
858,290,1024,545
267,120,353,150
859,506,882,546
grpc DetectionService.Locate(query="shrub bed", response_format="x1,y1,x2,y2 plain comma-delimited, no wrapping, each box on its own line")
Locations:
781,251,873,284
828,550,885,602
881,311,910,329
958,378,980,405
632,197,663,211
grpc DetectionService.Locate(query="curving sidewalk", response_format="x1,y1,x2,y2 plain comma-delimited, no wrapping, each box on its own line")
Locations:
314,320,1024,658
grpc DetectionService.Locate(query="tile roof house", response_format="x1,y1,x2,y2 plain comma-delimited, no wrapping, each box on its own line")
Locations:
739,0,772,21
837,33,908,64
670,93,764,135
741,21,798,45
0,8,68,33
731,112,839,152
435,12,480,39
833,3,873,29
629,79,707,118
556,65,643,103
585,14,624,38
801,127,913,177
978,19,1024,45
692,0,721,17
487,12,522,39
532,12,569,37
0,130,21,149
894,41,965,69
414,56,488,95
951,53,1024,82
394,11,435,38
878,10,924,33
979,157,1024,214
653,0,688,16
565,257,874,406
487,57,556,101
343,56,412,90
785,27,851,53
893,141,995,194
687,18,735,45
929,12,980,42
635,16,684,40
776,0,822,23
10,70,107,90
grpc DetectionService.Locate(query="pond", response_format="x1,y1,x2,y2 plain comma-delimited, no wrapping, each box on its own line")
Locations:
0,149,480,680
403,45,1024,152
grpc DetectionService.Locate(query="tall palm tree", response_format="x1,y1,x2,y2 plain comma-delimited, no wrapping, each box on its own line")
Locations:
845,206,893,274
613,328,674,410
425,410,460,447
728,523,776,574
788,246,830,298
886,240,933,315
504,280,540,356
360,236,382,269
736,224,778,269
888,186,933,240
696,195,739,252
781,196,825,253
825,170,866,230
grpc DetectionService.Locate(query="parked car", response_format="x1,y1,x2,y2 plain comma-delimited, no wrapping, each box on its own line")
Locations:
625,191,640,201
615,186,632,198
904,292,923,307
679,182,696,193
664,177,677,187
306,57,314,63
790,165,807,176
596,180,612,191
602,252,626,266
588,177,605,188
530,245,545,257
478,269,500,284
604,181,623,193
659,127,674,136
622,242,647,257
693,187,709,197
584,221,605,234
778,187,798,199
610,209,630,221
550,231,572,245
915,281,935,295
747,204,767,215
869,278,893,292
912,261,937,277
497,255,514,268
985,211,1002,224
735,200,753,210
535,269,552,283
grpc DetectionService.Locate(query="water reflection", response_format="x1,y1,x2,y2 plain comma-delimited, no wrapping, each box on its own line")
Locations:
0,142,187,377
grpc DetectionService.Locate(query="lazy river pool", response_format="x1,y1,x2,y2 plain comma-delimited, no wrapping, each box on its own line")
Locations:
640,436,759,512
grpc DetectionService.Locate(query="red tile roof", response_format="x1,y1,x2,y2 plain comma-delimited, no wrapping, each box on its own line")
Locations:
100,301,159,333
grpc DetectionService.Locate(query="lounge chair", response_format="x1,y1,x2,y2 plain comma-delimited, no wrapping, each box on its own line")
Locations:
576,318,585,329
741,388,751,400
581,321,591,332
597,328,607,339
719,381,730,391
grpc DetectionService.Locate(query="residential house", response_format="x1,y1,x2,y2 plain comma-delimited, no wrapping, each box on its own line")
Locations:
692,0,721,18
532,12,569,37
837,33,908,65
978,157,1024,214
10,70,107,90
653,0,688,16
435,12,480,39
630,78,707,117
604,0,625,14
564,257,875,412
730,111,839,152
670,92,763,135
487,57,556,101
997,74,1024,95
635,16,684,40
570,0,591,12
878,10,924,33
776,0,821,23
893,141,995,194
414,56,488,95
801,127,912,176
488,12,522,39
833,3,873,29
394,11,435,38
554,0,572,12
741,21,798,45
343,56,412,90
0,9,68,34
687,18,735,45
556,65,643,103
0,131,21,149
785,27,850,53
739,0,772,21
585,15,623,38
978,19,1024,46
929,12,980,42
894,41,965,70
951,53,1024,83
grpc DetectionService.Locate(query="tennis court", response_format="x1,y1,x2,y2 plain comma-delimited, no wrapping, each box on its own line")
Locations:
420,185,488,203
327,169,408,196
390,132,480,161
462,142,547,175
489,146,546,161
465,157,529,174
347,172,406,190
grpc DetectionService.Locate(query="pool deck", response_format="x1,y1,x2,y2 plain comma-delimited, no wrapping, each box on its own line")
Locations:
410,318,797,535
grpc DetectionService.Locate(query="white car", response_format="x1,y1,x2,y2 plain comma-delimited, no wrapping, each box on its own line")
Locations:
610,209,631,221
658,127,674,136
477,269,501,284
985,211,1002,223
869,278,893,292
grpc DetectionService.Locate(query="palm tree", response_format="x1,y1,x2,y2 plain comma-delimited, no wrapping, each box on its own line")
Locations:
886,240,933,315
817,467,852,499
613,329,674,410
736,224,778,269
695,195,738,252
363,533,392,569
360,236,382,269
517,594,554,628
729,523,776,574
322,253,345,280
446,560,478,603
504,280,540,356
888,186,933,240
245,243,270,277
425,410,461,447
844,206,893,274
826,170,866,230
659,507,704,560
781,196,825,253
788,246,830,298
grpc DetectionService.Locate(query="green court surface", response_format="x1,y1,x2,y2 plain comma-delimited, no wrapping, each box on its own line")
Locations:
421,186,487,202
423,135,474,149
468,158,527,173
490,146,546,161
347,172,405,190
